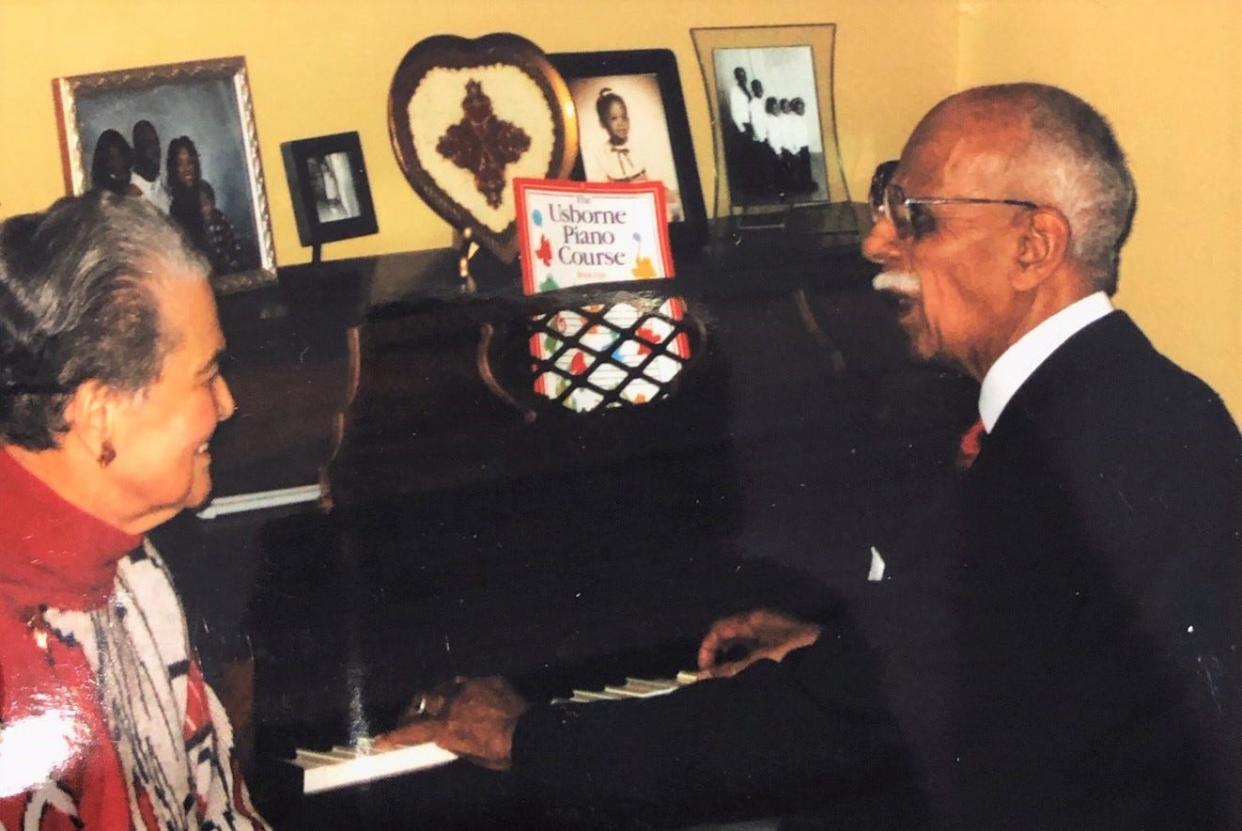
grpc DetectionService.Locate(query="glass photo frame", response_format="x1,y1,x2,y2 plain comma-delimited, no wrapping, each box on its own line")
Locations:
691,24,850,221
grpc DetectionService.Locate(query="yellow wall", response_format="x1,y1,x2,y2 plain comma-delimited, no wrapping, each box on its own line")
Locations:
0,0,956,255
956,0,1241,412
0,0,1237,410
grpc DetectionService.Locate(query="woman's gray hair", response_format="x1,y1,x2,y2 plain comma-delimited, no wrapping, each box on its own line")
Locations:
0,191,209,449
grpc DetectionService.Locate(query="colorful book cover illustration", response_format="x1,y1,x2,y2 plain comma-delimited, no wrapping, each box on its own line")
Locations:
514,178,675,294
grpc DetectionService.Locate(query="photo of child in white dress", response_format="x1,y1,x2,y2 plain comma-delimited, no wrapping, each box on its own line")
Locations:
570,74,685,223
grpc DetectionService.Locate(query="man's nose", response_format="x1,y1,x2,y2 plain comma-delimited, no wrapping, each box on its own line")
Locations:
861,213,900,265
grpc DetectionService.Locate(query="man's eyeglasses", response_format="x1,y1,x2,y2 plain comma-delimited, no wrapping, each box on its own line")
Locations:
868,160,1039,239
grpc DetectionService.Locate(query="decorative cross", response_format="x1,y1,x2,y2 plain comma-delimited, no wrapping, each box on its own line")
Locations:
437,79,531,209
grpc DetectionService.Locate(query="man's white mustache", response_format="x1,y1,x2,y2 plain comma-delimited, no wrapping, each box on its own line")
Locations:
872,271,921,295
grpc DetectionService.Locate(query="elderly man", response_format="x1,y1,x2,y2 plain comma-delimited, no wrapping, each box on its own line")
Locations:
384,84,1240,828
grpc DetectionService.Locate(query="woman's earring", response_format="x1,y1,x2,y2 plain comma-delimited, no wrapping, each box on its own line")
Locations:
98,441,116,468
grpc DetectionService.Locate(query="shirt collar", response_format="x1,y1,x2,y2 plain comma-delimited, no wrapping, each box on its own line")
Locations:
978,291,1113,432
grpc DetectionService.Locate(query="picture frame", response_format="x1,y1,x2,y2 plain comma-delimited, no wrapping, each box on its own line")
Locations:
53,57,276,293
691,24,850,219
281,131,378,252
549,49,708,255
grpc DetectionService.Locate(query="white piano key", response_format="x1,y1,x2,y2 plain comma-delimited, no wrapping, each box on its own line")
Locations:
624,677,680,692
604,681,677,698
570,688,627,701
292,741,459,794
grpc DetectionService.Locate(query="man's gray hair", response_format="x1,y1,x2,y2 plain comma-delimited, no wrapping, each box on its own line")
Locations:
963,83,1137,293
0,191,209,449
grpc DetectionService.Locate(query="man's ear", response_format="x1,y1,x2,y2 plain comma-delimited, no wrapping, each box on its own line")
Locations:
1012,207,1071,291
61,380,120,461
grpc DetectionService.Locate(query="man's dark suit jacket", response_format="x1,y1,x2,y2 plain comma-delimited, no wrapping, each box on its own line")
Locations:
510,311,1242,829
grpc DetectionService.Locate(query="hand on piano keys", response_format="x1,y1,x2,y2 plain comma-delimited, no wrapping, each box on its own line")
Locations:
288,672,699,792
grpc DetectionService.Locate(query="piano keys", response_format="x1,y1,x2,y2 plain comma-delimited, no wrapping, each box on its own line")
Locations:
294,741,459,794
288,672,701,793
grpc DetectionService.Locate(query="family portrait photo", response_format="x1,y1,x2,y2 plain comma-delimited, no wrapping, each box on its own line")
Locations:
714,45,830,207
55,58,274,286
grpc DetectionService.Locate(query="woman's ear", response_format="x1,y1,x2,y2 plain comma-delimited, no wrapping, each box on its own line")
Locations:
61,379,120,463
1012,207,1071,291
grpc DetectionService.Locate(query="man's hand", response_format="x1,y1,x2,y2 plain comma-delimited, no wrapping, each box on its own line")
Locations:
696,609,822,679
375,675,529,771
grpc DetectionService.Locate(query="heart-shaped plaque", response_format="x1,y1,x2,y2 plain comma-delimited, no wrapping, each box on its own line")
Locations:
388,33,578,264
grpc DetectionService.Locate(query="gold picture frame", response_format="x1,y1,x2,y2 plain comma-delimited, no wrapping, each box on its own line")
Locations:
54,57,276,293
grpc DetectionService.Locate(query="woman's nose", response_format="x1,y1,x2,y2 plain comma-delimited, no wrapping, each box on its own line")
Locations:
214,375,236,421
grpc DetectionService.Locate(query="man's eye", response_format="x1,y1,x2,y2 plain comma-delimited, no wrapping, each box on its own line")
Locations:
910,204,937,237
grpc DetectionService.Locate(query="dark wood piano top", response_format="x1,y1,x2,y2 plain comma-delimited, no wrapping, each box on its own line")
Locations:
153,218,978,827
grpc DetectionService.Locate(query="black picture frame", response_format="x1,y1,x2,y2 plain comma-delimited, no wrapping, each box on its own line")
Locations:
549,49,707,255
281,131,378,248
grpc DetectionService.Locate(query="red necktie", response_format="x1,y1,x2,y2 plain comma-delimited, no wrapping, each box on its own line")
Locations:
956,418,987,470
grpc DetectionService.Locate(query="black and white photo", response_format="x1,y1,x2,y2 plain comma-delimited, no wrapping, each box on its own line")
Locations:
281,131,378,249
550,49,707,253
307,152,362,224
692,24,850,218
714,45,828,206
567,74,685,223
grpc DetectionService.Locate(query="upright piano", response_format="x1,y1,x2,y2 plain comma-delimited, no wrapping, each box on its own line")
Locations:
152,219,977,828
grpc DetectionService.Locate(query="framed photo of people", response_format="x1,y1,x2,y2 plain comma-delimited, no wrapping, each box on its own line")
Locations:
281,131,378,251
549,49,707,254
691,24,850,218
53,57,276,293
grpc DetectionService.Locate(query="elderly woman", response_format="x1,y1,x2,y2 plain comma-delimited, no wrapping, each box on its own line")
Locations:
0,192,267,828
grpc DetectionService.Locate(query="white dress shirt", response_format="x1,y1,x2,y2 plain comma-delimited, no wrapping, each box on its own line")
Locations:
788,114,810,153
729,85,751,134
131,171,170,212
749,98,769,144
978,291,1114,431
